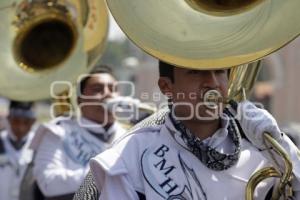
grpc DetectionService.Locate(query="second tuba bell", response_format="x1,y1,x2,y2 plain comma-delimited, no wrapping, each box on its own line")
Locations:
0,0,108,100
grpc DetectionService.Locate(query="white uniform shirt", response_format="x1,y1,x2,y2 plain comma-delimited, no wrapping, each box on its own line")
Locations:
30,116,126,197
90,115,300,200
0,130,34,200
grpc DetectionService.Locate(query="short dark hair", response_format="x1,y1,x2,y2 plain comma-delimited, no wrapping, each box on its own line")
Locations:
9,101,33,111
9,100,35,119
159,60,174,82
79,64,116,95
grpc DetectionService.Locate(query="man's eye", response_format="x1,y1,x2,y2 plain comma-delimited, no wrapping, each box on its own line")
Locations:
108,85,114,92
91,86,104,93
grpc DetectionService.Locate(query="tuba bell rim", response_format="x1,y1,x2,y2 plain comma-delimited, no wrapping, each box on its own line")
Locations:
13,11,78,73
107,0,300,69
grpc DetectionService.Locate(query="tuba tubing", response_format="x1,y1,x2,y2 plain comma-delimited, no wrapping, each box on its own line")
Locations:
246,133,294,200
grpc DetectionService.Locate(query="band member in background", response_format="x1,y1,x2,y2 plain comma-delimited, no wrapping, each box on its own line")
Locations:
30,65,126,199
89,60,300,199
0,101,36,200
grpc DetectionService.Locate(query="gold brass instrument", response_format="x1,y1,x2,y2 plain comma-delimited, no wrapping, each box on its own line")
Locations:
0,0,108,101
228,63,294,199
107,0,300,69
106,0,300,199
228,61,262,101
247,133,293,200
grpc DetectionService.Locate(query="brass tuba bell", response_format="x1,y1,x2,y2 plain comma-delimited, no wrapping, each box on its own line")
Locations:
0,0,108,100
106,0,300,69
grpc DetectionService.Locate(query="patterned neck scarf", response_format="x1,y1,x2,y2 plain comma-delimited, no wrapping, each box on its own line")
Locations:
169,109,241,171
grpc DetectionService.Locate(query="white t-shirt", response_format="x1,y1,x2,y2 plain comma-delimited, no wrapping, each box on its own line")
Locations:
30,116,126,197
90,115,300,200
0,130,34,200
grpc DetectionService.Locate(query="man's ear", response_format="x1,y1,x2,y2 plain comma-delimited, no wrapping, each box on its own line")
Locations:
158,77,173,99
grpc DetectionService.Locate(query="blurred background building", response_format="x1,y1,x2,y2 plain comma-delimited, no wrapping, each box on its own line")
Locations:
250,37,300,126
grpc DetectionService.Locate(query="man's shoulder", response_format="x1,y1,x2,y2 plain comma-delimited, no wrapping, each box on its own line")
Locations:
47,116,75,126
30,117,77,150
112,108,169,146
41,116,79,135
90,126,164,188
92,125,164,165
113,125,163,148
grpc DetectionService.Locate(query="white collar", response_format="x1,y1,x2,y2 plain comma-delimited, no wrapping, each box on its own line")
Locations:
202,116,229,147
165,114,230,149
78,117,119,135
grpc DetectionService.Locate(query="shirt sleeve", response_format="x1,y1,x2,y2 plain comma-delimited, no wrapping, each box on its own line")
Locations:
33,132,89,197
90,149,139,200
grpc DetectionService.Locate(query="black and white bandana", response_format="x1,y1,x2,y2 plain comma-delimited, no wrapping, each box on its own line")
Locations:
169,109,242,171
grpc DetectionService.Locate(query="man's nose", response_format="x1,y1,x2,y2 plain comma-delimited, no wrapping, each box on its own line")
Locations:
202,71,220,88
103,86,112,97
